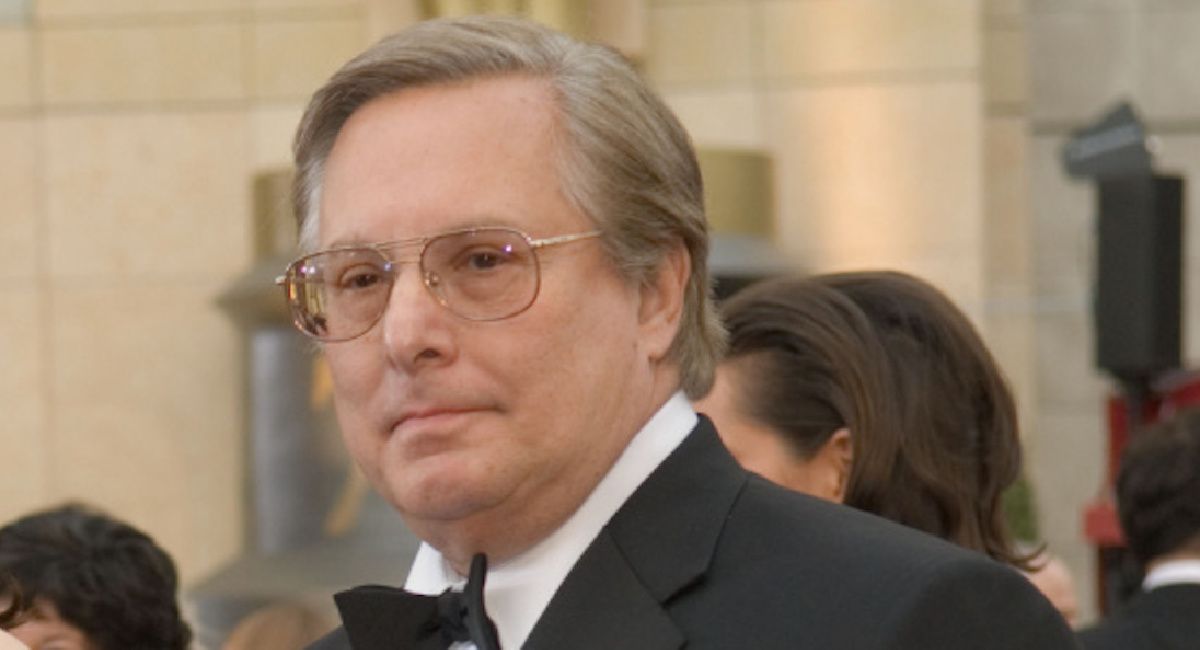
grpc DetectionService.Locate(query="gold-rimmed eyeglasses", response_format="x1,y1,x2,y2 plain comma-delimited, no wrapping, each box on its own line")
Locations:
277,227,602,342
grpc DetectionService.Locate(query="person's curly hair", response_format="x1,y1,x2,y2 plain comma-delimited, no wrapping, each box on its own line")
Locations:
0,574,26,630
0,503,192,650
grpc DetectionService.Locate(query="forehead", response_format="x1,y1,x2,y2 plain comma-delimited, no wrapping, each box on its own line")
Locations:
318,75,585,245
10,600,93,650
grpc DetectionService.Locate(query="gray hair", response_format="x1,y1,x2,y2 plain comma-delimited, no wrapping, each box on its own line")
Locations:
291,15,724,398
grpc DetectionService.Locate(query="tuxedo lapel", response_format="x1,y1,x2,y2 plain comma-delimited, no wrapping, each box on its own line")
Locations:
521,529,683,650
523,417,747,650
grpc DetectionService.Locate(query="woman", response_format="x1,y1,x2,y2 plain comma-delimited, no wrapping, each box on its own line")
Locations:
696,271,1034,569
0,504,192,650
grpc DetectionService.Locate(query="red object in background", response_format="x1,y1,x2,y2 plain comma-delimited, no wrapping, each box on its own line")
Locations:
1083,370,1200,613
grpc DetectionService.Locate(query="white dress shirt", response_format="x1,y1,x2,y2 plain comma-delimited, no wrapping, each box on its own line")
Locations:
404,392,697,649
1142,558,1200,590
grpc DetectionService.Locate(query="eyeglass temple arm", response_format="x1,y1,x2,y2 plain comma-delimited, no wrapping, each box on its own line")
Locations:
531,230,601,249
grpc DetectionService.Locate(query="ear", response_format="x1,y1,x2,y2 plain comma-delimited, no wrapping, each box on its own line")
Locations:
637,242,690,362
820,428,854,503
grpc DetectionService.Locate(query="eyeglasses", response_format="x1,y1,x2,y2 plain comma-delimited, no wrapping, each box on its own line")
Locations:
277,227,602,342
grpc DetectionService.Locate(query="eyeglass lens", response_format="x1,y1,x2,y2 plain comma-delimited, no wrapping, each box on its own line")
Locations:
285,229,540,341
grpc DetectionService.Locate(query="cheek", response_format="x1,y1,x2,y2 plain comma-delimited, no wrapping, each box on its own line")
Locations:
324,348,380,410
323,351,386,457
324,341,368,378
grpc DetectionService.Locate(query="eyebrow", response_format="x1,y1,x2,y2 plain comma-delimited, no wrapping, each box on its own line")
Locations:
322,216,525,249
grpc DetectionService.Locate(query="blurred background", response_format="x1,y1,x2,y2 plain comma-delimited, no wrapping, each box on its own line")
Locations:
2,0,1198,639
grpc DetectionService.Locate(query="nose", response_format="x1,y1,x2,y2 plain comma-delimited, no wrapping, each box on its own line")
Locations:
377,263,457,372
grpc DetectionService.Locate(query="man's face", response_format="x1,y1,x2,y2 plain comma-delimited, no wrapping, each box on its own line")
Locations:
8,601,94,650
317,76,666,554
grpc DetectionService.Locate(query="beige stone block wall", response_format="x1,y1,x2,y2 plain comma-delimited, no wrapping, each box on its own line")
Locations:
0,118,45,519
36,0,244,19
984,118,1030,296
983,112,1035,448
664,90,764,149
652,0,987,315
44,112,252,277
0,289,49,517
984,22,1026,109
986,0,1024,21
40,24,248,106
0,119,37,280
0,26,33,109
647,1,756,86
252,17,366,100
252,105,306,168
2,0,378,588
49,282,243,580
1139,9,1200,120
1029,6,1136,125
254,0,363,10
760,0,979,79
766,81,984,308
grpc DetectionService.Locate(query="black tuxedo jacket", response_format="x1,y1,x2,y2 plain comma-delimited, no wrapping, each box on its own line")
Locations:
1076,584,1200,650
310,417,1078,649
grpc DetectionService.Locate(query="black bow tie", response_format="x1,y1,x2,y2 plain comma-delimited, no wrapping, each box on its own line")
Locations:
334,553,502,650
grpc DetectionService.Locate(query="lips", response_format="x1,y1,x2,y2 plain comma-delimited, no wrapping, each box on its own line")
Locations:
387,407,489,459
390,405,490,438
399,407,477,426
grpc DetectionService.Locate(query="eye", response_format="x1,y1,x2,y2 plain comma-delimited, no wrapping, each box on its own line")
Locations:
455,246,512,272
336,262,389,290
466,250,505,270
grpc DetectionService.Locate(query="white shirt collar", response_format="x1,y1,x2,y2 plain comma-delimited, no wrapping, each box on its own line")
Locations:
404,392,697,649
1142,558,1200,591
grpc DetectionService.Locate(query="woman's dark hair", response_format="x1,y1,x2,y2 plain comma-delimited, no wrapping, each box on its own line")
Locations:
0,503,192,650
719,278,886,461
719,271,1033,569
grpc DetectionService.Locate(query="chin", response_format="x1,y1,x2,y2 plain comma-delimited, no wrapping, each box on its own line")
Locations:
385,464,502,523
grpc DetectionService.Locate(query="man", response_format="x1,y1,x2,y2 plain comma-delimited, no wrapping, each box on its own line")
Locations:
282,15,1076,649
0,503,192,650
1077,409,1200,649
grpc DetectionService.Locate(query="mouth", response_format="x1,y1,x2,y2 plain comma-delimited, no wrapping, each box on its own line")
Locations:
391,406,490,440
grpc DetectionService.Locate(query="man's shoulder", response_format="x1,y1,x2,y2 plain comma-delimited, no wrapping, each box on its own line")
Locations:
728,473,982,566
642,416,1027,587
694,476,1078,648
